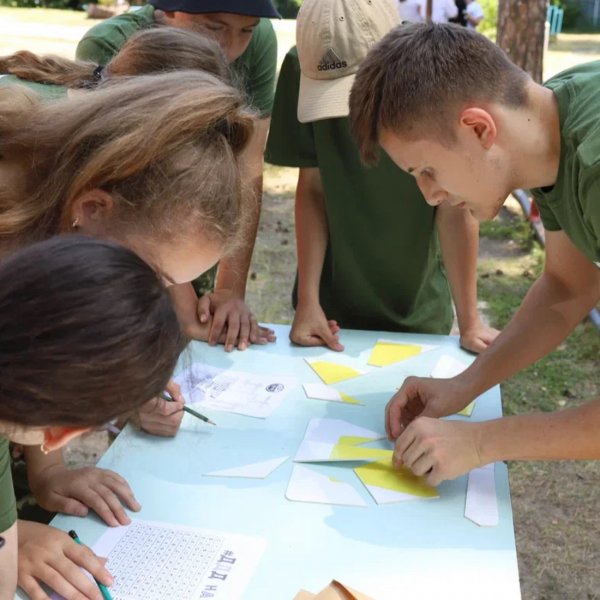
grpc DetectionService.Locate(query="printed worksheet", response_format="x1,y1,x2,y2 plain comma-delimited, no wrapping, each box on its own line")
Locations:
174,363,296,418
53,520,266,600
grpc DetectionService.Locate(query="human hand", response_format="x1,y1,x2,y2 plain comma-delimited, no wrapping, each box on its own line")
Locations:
385,376,472,441
31,464,141,528
129,379,185,437
196,289,276,351
393,417,483,486
17,520,112,600
290,302,343,351
459,320,500,354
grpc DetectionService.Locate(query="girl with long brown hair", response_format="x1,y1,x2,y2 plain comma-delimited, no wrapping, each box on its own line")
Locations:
0,26,275,356
0,235,187,600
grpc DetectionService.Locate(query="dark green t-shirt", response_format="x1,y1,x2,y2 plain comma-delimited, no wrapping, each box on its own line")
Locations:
532,61,600,268
265,48,452,334
76,5,278,117
0,74,66,101
0,437,17,533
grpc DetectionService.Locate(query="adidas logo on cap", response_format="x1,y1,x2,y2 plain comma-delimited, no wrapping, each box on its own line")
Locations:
317,48,347,71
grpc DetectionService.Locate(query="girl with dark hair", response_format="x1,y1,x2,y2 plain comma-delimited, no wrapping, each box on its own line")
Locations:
0,235,187,600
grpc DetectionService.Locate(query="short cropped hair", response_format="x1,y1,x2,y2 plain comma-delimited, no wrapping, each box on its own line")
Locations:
349,22,530,164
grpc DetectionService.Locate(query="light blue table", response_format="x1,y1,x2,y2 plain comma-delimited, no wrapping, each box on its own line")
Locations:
42,325,521,599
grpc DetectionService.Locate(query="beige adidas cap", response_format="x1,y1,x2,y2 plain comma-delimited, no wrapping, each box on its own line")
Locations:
296,0,399,123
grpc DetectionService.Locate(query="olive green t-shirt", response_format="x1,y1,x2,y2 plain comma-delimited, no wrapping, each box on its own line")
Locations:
0,74,66,101
0,438,17,533
265,48,452,334
531,61,600,268
76,5,278,117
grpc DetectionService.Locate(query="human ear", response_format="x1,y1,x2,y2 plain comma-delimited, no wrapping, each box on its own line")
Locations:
69,189,115,235
42,426,91,453
459,107,497,150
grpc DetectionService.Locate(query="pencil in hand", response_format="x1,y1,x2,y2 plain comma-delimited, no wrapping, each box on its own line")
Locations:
159,392,216,426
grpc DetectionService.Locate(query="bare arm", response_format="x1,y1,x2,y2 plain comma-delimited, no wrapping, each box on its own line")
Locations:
436,203,499,352
395,396,600,486
291,168,343,350
386,230,600,439
458,230,600,398
215,117,270,297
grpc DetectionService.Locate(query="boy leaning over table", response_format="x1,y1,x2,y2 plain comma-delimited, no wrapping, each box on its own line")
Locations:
78,0,280,357
349,22,600,486
265,0,497,356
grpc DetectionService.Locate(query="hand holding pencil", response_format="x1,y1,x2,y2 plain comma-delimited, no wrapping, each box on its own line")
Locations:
160,392,216,426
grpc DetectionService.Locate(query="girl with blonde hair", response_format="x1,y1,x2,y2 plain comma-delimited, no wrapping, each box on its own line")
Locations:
0,69,254,598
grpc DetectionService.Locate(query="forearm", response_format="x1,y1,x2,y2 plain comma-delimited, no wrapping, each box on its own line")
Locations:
215,174,262,298
460,270,599,398
436,204,480,328
478,397,600,464
295,170,328,306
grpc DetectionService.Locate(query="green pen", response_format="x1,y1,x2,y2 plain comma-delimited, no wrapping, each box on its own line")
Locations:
68,530,113,600
160,392,216,426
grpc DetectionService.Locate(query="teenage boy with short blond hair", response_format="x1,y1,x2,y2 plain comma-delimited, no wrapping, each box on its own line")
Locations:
350,22,600,486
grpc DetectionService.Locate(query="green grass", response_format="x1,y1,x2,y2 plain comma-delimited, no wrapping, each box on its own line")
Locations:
477,221,599,417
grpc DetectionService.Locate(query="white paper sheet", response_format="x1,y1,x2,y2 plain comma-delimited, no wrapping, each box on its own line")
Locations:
465,464,499,527
51,520,265,600
285,464,367,507
294,418,384,463
431,355,470,378
174,363,296,418
302,383,362,405
204,456,288,479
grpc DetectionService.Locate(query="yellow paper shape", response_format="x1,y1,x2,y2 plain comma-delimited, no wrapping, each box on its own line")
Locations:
367,342,422,367
329,436,393,461
339,392,361,405
354,459,438,498
308,361,363,385
458,401,475,417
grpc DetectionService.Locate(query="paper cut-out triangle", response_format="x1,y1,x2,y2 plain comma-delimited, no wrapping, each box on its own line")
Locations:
204,456,288,479
294,580,376,600
305,359,365,385
367,340,436,367
431,355,476,416
465,463,498,527
286,464,367,506
329,436,393,462
303,383,362,405
355,459,439,503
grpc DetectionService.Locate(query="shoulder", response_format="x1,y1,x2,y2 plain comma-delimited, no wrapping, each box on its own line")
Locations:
76,4,155,61
251,18,277,49
0,75,65,104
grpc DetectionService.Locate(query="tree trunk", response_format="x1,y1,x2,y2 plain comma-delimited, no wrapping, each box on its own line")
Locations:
497,0,547,83
426,0,433,21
